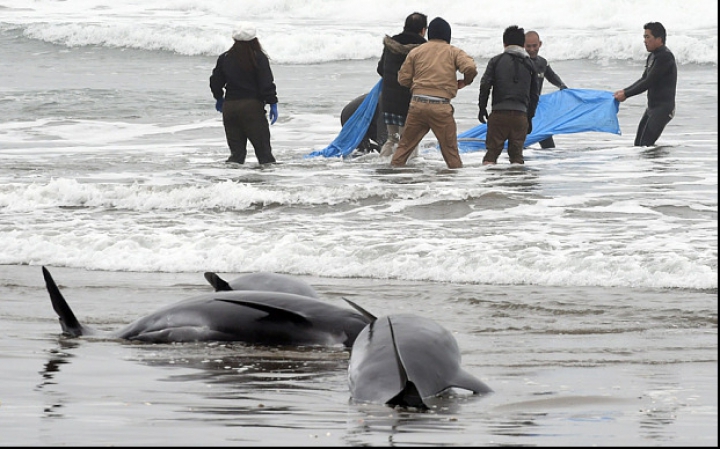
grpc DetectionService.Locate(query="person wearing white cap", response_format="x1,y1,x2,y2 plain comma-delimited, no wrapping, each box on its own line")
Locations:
209,22,279,164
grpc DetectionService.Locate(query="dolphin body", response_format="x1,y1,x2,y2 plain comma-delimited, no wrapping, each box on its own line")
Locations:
347,313,492,409
203,271,320,298
42,266,370,347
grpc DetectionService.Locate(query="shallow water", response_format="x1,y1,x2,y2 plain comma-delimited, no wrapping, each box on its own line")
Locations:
0,2,717,445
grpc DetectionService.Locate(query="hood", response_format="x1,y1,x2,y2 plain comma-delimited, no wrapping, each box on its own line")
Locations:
383,35,423,56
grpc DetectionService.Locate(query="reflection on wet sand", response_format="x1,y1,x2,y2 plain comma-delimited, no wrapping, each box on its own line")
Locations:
37,338,80,418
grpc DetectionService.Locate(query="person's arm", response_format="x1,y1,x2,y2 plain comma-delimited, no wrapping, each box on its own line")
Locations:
622,50,674,99
544,65,567,89
377,47,386,77
456,49,478,88
209,54,227,100
255,51,278,105
477,57,495,109
526,60,540,119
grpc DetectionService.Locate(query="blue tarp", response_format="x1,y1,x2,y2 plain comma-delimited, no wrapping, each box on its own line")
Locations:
457,88,621,152
306,79,383,159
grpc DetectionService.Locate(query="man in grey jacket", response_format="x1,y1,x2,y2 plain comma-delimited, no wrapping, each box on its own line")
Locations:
478,25,539,165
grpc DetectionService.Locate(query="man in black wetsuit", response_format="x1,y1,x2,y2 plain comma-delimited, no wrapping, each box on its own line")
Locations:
524,30,568,149
614,22,677,147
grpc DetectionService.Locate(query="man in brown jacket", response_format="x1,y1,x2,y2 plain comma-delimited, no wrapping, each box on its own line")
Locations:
390,17,477,169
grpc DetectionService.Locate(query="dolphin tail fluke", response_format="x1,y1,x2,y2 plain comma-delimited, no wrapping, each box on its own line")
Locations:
204,272,233,291
450,369,494,395
42,266,86,337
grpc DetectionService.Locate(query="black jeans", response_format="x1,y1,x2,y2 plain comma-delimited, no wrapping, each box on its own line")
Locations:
222,98,275,164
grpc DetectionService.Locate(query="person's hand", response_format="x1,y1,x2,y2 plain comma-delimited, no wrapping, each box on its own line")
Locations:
269,103,278,125
478,108,488,124
613,90,627,102
527,117,533,135
457,79,467,89
215,98,224,112
560,84,568,90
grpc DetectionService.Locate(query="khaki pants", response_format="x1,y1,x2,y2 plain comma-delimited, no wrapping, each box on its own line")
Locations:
391,101,462,169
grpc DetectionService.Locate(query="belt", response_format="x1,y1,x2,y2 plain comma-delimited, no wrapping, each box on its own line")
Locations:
492,110,527,115
412,95,450,104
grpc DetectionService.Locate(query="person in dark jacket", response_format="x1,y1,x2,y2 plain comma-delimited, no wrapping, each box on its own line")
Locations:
524,30,568,149
614,21,677,147
209,22,278,165
376,12,427,159
478,25,539,165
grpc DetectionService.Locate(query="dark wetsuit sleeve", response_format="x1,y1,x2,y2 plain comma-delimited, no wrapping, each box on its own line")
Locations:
255,52,278,105
623,48,675,101
544,65,567,89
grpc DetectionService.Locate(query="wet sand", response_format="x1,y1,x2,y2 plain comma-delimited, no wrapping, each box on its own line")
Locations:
1,264,716,446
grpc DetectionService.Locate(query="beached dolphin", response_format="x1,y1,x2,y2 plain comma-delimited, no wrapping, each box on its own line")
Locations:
203,271,320,298
347,313,492,409
42,266,370,347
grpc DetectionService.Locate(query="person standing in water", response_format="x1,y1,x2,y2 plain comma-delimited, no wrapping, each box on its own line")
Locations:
391,17,477,169
613,21,677,147
376,12,428,160
210,22,279,164
477,25,539,165
524,30,568,149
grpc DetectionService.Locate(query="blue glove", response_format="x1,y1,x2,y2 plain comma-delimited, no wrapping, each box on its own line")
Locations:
215,98,224,112
269,103,278,125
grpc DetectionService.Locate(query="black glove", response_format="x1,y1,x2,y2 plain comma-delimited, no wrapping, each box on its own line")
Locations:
527,118,533,135
478,108,488,124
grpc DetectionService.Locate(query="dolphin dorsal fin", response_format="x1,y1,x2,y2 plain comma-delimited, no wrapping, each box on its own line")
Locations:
42,266,85,337
385,316,428,409
215,298,313,326
342,297,377,322
204,272,233,291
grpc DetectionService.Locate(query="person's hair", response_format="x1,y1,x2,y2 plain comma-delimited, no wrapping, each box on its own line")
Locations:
503,25,525,47
525,30,540,41
404,12,428,34
228,38,264,71
644,21,667,44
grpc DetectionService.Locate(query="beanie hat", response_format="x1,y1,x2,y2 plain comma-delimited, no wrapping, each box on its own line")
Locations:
428,17,451,43
232,22,257,41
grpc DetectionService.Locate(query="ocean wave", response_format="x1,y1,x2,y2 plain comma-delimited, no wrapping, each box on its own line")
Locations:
2,0,716,65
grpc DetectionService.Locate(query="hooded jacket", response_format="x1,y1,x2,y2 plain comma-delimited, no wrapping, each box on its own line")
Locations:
478,45,539,118
376,32,427,116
